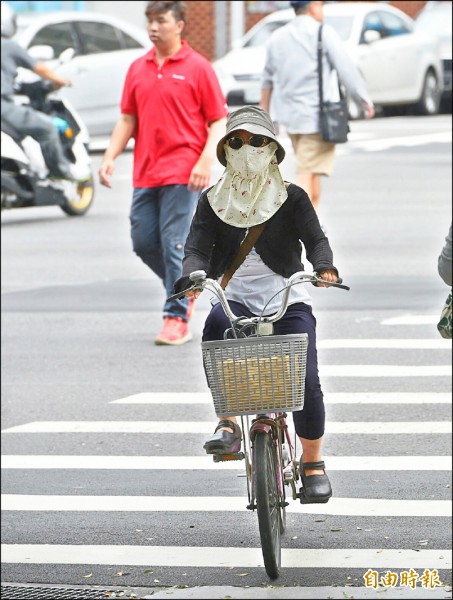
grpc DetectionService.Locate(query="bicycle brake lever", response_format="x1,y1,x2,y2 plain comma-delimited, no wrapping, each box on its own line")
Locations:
166,287,196,303
326,281,350,291
313,274,350,291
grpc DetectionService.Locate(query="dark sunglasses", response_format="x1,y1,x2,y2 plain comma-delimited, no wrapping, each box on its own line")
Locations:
226,135,270,150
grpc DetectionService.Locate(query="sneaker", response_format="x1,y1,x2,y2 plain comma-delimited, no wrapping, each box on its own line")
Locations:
186,296,196,322
155,317,192,346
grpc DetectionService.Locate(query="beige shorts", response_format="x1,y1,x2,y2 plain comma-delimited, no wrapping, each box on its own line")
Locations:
289,133,336,177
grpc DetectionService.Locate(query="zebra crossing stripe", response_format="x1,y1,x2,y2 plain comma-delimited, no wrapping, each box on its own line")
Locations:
317,339,449,349
1,455,451,470
110,392,452,405
319,366,450,377
2,421,450,434
381,316,439,325
350,131,452,153
2,495,450,517
1,545,451,569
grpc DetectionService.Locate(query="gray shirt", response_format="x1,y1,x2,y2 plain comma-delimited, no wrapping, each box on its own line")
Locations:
438,223,452,287
1,37,37,98
262,15,372,134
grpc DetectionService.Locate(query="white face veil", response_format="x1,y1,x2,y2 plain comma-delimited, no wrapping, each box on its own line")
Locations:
207,136,288,228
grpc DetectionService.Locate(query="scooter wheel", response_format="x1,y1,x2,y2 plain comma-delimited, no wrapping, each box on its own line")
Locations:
61,175,95,216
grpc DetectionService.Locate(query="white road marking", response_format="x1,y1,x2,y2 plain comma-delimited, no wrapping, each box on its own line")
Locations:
382,316,439,325
320,365,451,377
317,339,449,349
2,421,451,434
2,495,450,517
1,455,451,470
350,131,452,152
1,545,450,569
110,392,452,405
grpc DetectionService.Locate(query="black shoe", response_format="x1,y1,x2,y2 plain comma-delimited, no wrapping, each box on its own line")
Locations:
299,460,332,504
203,420,242,455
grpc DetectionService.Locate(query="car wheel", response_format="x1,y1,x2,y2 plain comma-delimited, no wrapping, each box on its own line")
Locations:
415,70,441,116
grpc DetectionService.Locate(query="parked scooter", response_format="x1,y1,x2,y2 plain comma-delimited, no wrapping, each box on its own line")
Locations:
1,50,94,216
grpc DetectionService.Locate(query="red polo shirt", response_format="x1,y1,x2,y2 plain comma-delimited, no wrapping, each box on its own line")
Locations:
121,40,227,188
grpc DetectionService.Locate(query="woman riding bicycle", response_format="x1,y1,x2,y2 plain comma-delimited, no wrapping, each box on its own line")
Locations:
174,106,340,504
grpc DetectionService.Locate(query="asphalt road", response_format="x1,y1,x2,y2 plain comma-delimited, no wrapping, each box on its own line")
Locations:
1,114,452,598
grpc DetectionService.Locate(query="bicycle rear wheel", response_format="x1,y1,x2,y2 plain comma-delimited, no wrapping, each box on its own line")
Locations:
253,430,282,579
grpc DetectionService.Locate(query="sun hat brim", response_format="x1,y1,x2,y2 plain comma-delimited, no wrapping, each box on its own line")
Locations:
216,112,286,167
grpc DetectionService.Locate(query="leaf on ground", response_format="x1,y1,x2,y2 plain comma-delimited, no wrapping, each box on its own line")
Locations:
115,571,129,577
331,527,342,532
237,573,249,576
83,573,93,578
143,569,153,574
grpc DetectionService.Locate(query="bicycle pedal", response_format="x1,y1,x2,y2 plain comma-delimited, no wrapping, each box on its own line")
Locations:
212,452,244,463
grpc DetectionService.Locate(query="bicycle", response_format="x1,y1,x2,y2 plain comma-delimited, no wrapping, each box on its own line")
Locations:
169,269,349,579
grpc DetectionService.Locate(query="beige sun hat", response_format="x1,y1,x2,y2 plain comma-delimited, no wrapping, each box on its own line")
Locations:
216,106,285,167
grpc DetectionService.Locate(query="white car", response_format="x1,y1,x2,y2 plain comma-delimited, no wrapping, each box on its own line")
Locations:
213,2,443,117
13,11,151,136
415,0,452,106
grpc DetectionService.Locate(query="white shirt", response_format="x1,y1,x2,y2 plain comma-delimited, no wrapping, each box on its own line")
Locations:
215,248,312,316
262,16,372,134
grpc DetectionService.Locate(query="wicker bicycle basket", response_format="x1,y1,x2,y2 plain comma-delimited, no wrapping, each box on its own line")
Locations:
201,333,308,416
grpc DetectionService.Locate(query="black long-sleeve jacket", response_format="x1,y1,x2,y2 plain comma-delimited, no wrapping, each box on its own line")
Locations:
174,183,338,293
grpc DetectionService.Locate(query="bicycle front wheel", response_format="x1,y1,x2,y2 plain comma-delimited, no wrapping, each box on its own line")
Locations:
253,431,282,579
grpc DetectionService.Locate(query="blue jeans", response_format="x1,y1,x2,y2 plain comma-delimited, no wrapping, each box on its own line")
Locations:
130,185,198,320
202,301,325,440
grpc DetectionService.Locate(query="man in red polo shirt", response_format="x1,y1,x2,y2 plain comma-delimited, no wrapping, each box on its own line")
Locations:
99,0,227,345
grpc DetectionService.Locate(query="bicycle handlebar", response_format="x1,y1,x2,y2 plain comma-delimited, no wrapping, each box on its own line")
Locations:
167,270,349,328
